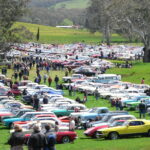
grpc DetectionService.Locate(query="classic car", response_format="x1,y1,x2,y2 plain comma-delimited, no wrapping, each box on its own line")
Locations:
79,107,109,123
91,115,136,127
52,104,87,117
88,111,129,127
97,119,150,140
25,130,77,143
62,74,84,83
1,109,35,121
3,111,56,128
126,98,150,110
84,120,126,138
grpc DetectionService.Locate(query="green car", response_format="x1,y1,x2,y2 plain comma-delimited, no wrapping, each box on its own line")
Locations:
52,104,87,117
126,98,150,110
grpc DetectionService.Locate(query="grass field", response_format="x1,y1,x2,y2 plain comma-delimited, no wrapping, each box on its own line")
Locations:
1,61,150,150
14,22,127,44
51,0,90,9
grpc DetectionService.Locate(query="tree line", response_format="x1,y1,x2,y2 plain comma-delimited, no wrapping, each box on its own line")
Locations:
85,0,150,62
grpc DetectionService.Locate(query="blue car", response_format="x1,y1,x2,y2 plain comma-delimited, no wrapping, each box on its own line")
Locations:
40,87,64,95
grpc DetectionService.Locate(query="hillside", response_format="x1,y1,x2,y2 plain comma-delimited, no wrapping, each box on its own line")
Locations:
15,22,126,44
29,0,90,9
51,0,90,9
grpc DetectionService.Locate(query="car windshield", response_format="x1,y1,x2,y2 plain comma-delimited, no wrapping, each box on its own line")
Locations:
89,108,98,113
110,121,125,127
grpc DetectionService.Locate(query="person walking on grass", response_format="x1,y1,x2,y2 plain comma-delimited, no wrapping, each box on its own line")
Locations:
48,76,52,87
54,75,59,89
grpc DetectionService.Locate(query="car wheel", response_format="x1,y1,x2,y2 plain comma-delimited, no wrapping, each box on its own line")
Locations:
62,136,70,143
9,123,13,129
108,132,119,140
147,130,150,137
93,131,99,139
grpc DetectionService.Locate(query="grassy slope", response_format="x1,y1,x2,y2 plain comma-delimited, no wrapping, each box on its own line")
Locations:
52,0,90,9
1,62,150,150
14,22,127,44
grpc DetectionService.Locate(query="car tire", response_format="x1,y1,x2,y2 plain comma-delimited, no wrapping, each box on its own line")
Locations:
108,132,119,140
93,131,99,139
147,130,150,137
9,123,12,129
62,136,70,143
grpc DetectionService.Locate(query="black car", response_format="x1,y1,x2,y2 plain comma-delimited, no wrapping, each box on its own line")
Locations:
75,68,96,76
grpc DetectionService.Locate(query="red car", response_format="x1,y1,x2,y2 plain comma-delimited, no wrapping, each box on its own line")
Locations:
59,116,70,123
25,131,77,143
84,120,125,138
8,85,21,96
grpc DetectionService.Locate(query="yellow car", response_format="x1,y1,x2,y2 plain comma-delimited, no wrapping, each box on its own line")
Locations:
97,119,150,140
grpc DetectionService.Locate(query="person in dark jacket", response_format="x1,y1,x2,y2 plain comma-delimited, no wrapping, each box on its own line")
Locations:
139,100,146,118
8,125,25,150
33,95,40,111
54,75,59,89
43,96,48,104
44,124,56,150
28,125,46,150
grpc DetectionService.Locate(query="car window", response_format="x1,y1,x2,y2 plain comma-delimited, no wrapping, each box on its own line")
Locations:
129,121,144,126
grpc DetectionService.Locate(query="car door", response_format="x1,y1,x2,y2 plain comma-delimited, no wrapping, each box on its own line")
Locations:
125,121,147,135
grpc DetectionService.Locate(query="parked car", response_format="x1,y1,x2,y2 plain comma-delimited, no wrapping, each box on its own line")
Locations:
62,74,84,83
79,107,109,123
3,112,56,128
25,130,77,144
84,120,126,138
97,119,150,140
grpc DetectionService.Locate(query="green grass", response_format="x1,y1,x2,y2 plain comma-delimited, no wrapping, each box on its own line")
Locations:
51,0,90,9
14,22,127,44
1,62,150,150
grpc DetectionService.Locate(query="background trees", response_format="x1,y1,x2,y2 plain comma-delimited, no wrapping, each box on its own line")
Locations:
0,0,30,53
85,0,150,62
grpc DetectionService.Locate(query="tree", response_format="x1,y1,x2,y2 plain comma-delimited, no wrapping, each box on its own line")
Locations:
109,0,150,62
85,0,113,45
0,0,29,53
36,27,40,41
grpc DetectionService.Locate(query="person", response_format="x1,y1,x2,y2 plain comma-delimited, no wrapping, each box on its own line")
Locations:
141,78,145,84
43,74,48,84
118,98,123,111
138,100,146,118
7,125,25,150
69,117,75,131
75,97,81,103
33,95,40,111
115,99,120,110
43,95,48,104
48,76,52,87
44,124,56,150
94,87,99,100
54,75,59,88
27,125,46,150
22,88,27,95
68,84,72,96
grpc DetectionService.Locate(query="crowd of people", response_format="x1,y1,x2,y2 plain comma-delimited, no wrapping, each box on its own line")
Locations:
8,124,56,150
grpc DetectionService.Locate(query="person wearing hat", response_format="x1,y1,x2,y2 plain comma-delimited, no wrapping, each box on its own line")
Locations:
27,125,46,150
8,125,25,150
